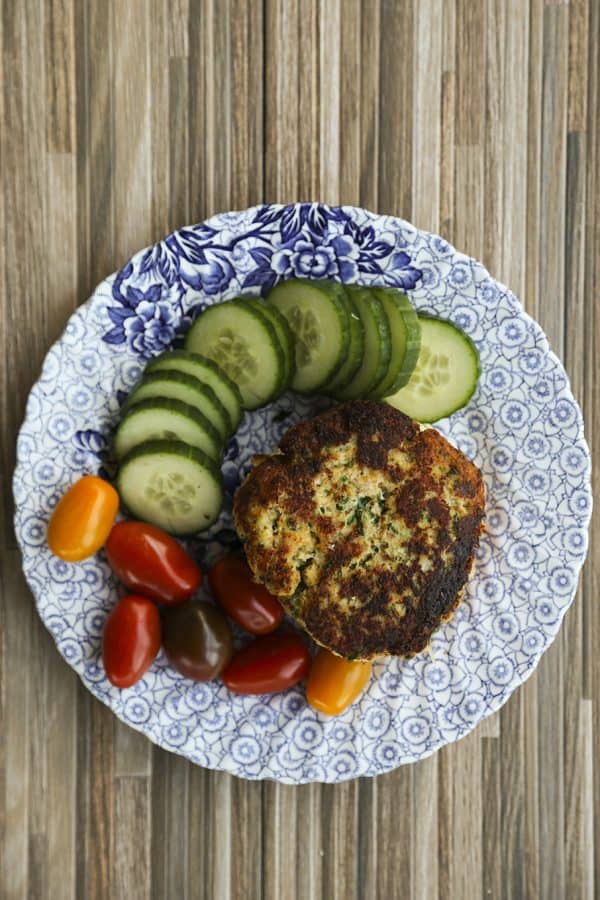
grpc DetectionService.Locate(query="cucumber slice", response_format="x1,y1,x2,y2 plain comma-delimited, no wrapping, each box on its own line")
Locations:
117,439,223,535
246,299,296,388
123,370,232,441
185,300,285,410
385,316,480,422
145,351,243,433
322,286,365,393
113,398,222,462
332,286,391,400
267,279,350,394
368,288,421,398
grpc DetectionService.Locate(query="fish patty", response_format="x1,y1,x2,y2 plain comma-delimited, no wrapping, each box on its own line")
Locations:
233,401,485,660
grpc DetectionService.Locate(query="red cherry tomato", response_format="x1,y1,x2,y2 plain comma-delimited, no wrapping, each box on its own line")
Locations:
102,595,161,688
105,521,201,605
208,555,284,635
222,631,310,695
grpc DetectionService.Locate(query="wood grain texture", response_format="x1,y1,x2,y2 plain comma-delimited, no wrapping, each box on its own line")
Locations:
1,1,598,897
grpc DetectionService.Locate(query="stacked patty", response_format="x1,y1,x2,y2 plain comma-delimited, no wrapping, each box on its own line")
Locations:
233,401,485,660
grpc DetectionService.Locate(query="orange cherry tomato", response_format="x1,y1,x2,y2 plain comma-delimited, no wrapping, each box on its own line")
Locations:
47,475,119,561
306,650,372,716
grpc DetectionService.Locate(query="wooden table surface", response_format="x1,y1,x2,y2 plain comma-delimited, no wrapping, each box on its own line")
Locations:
1,1,598,897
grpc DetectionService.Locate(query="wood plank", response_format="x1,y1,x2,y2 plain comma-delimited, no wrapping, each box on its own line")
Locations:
440,70,455,239
44,651,77,900
481,739,501,900
339,0,361,205
208,773,233,899
82,3,115,292
263,783,298,900
375,770,412,900
537,10,569,897
187,0,207,223
297,0,320,201
112,0,152,264
202,0,232,216
149,0,170,238
454,145,484,260
265,0,299,201
150,750,189,900
356,778,377,900
447,734,483,900
580,700,594,899
500,693,526,898
44,0,75,153
501,0,529,296
358,0,380,209
295,785,323,898
230,0,264,208
568,0,588,132
584,0,600,886
114,778,151,900
319,0,341,205
75,691,116,900
455,0,485,146
378,0,413,217
230,777,262,900
322,782,359,900
412,756,438,900
483,0,505,275
437,747,453,900
563,129,587,898
168,0,188,58
476,710,500,739
412,0,442,232
1,556,33,900
522,675,541,900
185,765,210,900
169,56,190,230
525,0,544,322
442,0,456,71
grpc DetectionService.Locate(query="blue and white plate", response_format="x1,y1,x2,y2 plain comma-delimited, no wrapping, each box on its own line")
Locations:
13,204,591,784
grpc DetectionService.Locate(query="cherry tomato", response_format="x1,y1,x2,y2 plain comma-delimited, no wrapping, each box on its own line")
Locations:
222,631,310,695
47,475,119,562
102,595,161,688
106,521,201,605
162,601,233,681
306,650,372,716
208,555,284,635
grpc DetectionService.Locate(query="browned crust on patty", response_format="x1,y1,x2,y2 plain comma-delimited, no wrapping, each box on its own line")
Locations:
234,401,485,660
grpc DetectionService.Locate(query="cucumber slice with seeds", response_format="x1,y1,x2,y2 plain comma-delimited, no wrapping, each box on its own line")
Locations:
267,279,350,394
332,286,391,400
117,439,223,535
246,298,296,388
122,370,232,441
385,316,480,422
145,350,243,433
368,288,421,398
322,286,365,393
185,300,285,409
113,398,222,462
